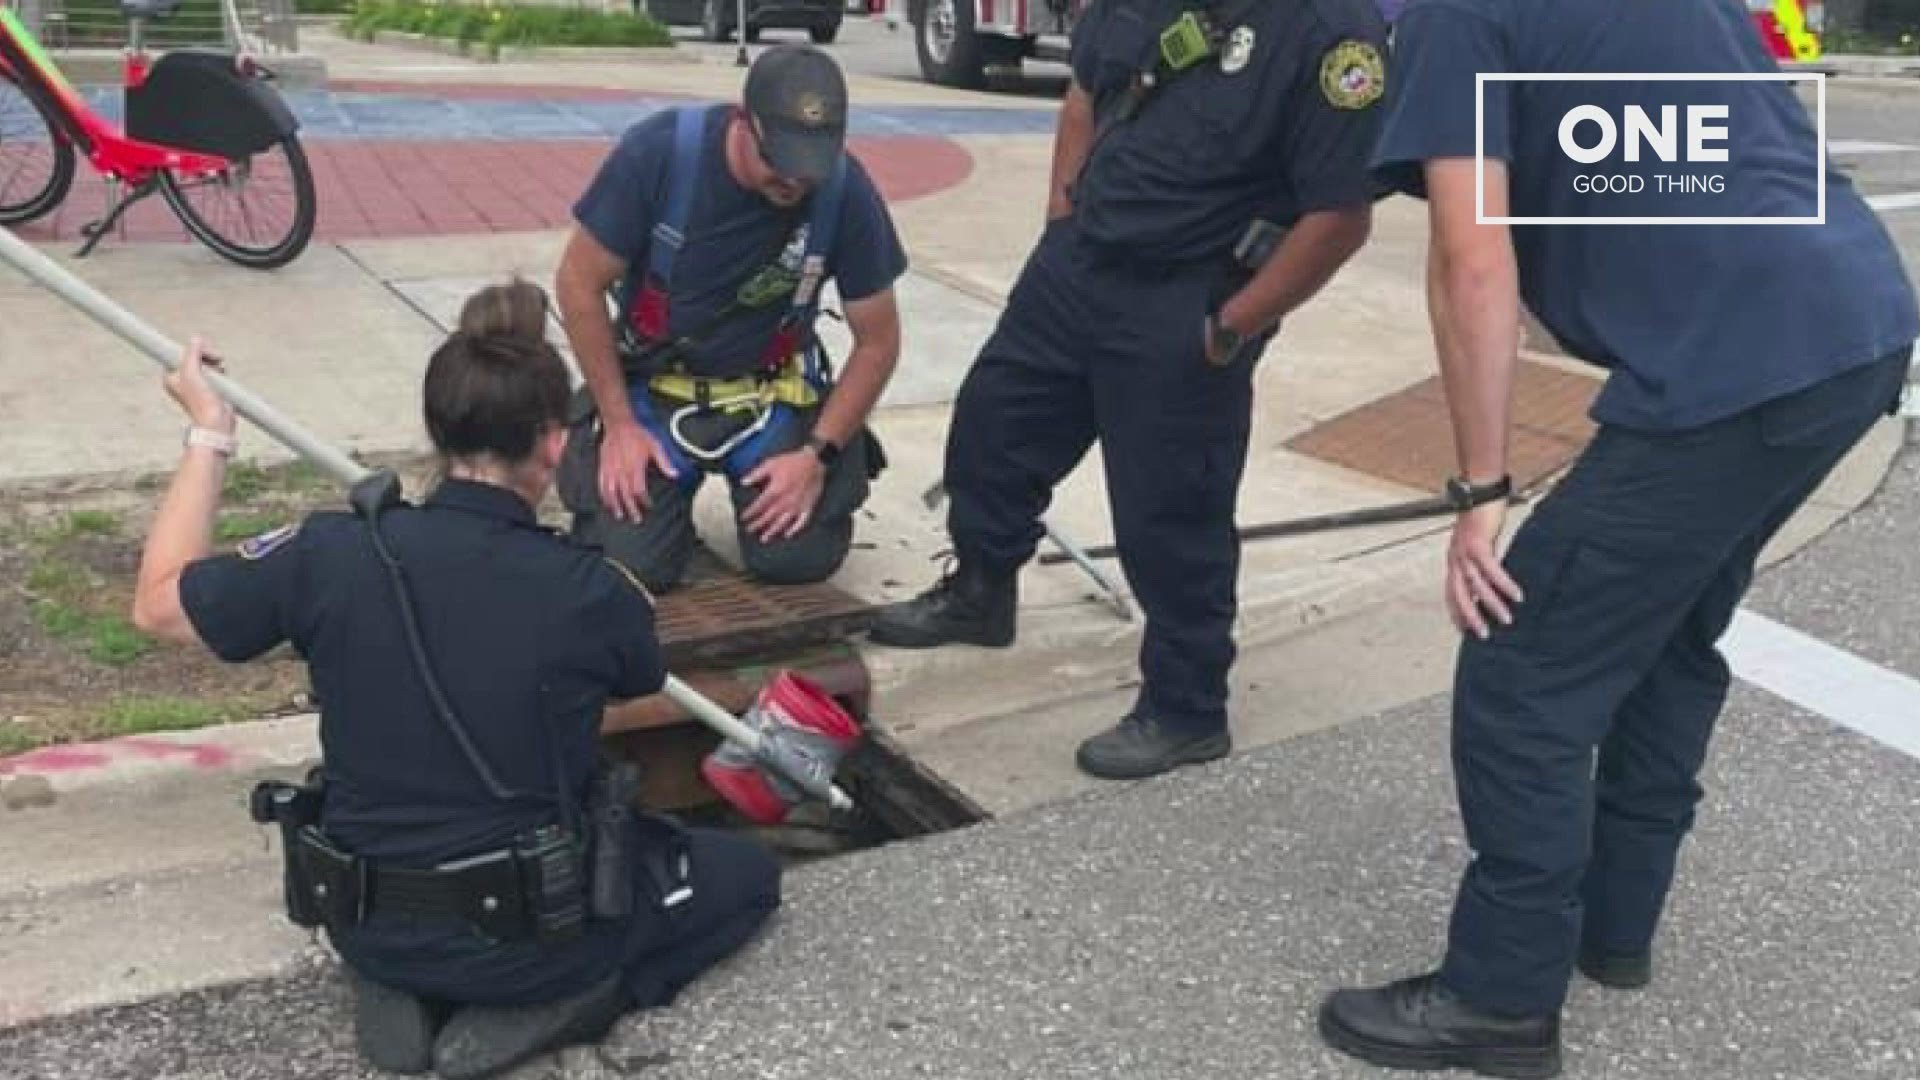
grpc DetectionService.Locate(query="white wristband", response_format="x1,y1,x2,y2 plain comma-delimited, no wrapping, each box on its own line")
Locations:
184,426,238,456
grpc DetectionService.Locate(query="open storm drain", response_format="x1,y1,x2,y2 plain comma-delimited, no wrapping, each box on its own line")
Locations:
600,548,989,864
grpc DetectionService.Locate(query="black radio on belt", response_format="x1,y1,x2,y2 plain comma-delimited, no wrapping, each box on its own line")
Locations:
516,825,588,944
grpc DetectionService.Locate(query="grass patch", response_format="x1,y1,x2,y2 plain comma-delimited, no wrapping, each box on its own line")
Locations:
217,512,286,542
1821,26,1920,55
222,458,338,502
223,460,276,502
33,601,152,667
344,0,673,56
95,696,237,738
61,510,120,538
26,558,88,599
0,725,37,757
25,546,151,668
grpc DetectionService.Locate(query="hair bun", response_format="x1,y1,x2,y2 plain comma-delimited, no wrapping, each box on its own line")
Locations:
456,278,551,343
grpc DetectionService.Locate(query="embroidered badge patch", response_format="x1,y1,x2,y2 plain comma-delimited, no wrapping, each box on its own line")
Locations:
1221,25,1255,74
1319,39,1385,109
238,522,299,561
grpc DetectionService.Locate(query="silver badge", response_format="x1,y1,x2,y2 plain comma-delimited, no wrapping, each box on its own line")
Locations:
1222,26,1255,73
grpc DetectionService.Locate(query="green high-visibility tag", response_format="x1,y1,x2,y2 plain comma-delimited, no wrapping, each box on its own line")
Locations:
1158,12,1212,72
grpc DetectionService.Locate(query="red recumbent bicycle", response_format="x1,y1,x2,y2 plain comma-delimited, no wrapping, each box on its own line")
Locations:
0,0,315,269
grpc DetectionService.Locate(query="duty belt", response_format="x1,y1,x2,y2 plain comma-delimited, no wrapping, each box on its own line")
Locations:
287,823,587,943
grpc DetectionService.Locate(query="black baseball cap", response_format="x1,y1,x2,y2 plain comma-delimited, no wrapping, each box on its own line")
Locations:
743,44,849,183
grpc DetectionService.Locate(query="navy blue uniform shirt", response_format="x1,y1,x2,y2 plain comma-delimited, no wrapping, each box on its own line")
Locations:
180,479,664,866
573,107,909,379
1371,0,1920,431
1065,0,1388,266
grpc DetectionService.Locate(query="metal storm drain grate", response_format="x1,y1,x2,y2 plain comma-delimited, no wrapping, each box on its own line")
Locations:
1286,359,1601,494
651,550,879,669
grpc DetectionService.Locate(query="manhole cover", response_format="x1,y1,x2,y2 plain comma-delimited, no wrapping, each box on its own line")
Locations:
652,548,877,669
1286,360,1600,494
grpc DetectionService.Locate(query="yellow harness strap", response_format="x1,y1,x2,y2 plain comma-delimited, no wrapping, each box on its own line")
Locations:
648,356,821,414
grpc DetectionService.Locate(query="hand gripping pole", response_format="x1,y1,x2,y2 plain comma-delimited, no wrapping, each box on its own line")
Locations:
0,227,854,814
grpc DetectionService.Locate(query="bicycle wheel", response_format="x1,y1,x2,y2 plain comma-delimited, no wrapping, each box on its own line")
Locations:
0,66,75,226
159,133,316,270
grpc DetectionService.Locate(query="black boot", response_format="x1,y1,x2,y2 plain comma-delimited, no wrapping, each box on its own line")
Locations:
867,558,1016,648
1074,712,1230,781
1577,947,1653,989
348,970,445,1076
431,973,629,1080
1317,973,1561,1080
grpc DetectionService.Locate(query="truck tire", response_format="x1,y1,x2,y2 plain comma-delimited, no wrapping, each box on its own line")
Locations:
915,0,987,88
810,11,842,41
702,0,734,42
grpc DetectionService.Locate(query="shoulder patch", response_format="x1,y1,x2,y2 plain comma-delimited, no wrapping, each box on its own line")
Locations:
1319,39,1386,110
237,523,299,561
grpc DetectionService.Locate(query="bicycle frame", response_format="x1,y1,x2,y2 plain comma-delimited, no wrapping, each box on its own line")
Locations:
0,6,229,185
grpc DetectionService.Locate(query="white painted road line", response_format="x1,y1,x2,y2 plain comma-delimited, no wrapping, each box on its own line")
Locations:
1831,139,1920,155
1868,191,1920,212
1722,609,1920,761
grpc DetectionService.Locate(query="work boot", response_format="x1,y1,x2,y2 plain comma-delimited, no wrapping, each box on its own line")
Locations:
1074,712,1231,781
1577,947,1653,990
1317,973,1562,1080
431,974,629,1080
866,557,1016,648
348,970,443,1076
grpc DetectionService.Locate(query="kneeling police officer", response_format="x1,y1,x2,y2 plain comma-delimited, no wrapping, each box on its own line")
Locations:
131,281,783,1079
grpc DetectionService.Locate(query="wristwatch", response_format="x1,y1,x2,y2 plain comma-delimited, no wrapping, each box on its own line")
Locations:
1444,474,1512,511
184,426,238,456
805,432,841,468
1204,311,1247,366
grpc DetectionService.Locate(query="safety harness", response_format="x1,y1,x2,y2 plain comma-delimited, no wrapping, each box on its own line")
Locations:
615,104,849,488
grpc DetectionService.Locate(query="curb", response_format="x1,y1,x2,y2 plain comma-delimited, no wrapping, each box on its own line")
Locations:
0,715,318,810
1786,54,1920,79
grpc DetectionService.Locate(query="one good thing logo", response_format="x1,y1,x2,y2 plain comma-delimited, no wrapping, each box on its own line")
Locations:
1475,73,1826,226
1559,104,1729,195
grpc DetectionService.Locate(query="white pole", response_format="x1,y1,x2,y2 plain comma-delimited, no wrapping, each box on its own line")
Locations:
0,226,854,813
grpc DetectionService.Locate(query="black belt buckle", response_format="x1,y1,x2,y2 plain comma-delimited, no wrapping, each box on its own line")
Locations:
1232,219,1288,272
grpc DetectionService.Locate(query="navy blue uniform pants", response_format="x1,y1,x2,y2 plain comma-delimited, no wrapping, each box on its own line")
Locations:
943,217,1259,734
336,829,781,1011
1439,348,1912,1016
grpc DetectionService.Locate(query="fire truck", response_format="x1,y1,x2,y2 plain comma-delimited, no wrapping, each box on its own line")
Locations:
882,0,1085,88
883,0,1823,89
1749,0,1825,61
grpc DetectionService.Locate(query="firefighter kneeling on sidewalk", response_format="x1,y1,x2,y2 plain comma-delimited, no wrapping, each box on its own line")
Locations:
553,45,908,594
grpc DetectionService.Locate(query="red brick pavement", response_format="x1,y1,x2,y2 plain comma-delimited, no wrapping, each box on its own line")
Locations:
17,135,972,245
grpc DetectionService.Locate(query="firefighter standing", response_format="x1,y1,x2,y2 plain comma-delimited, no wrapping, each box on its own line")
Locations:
870,0,1387,780
1317,1,1919,1076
